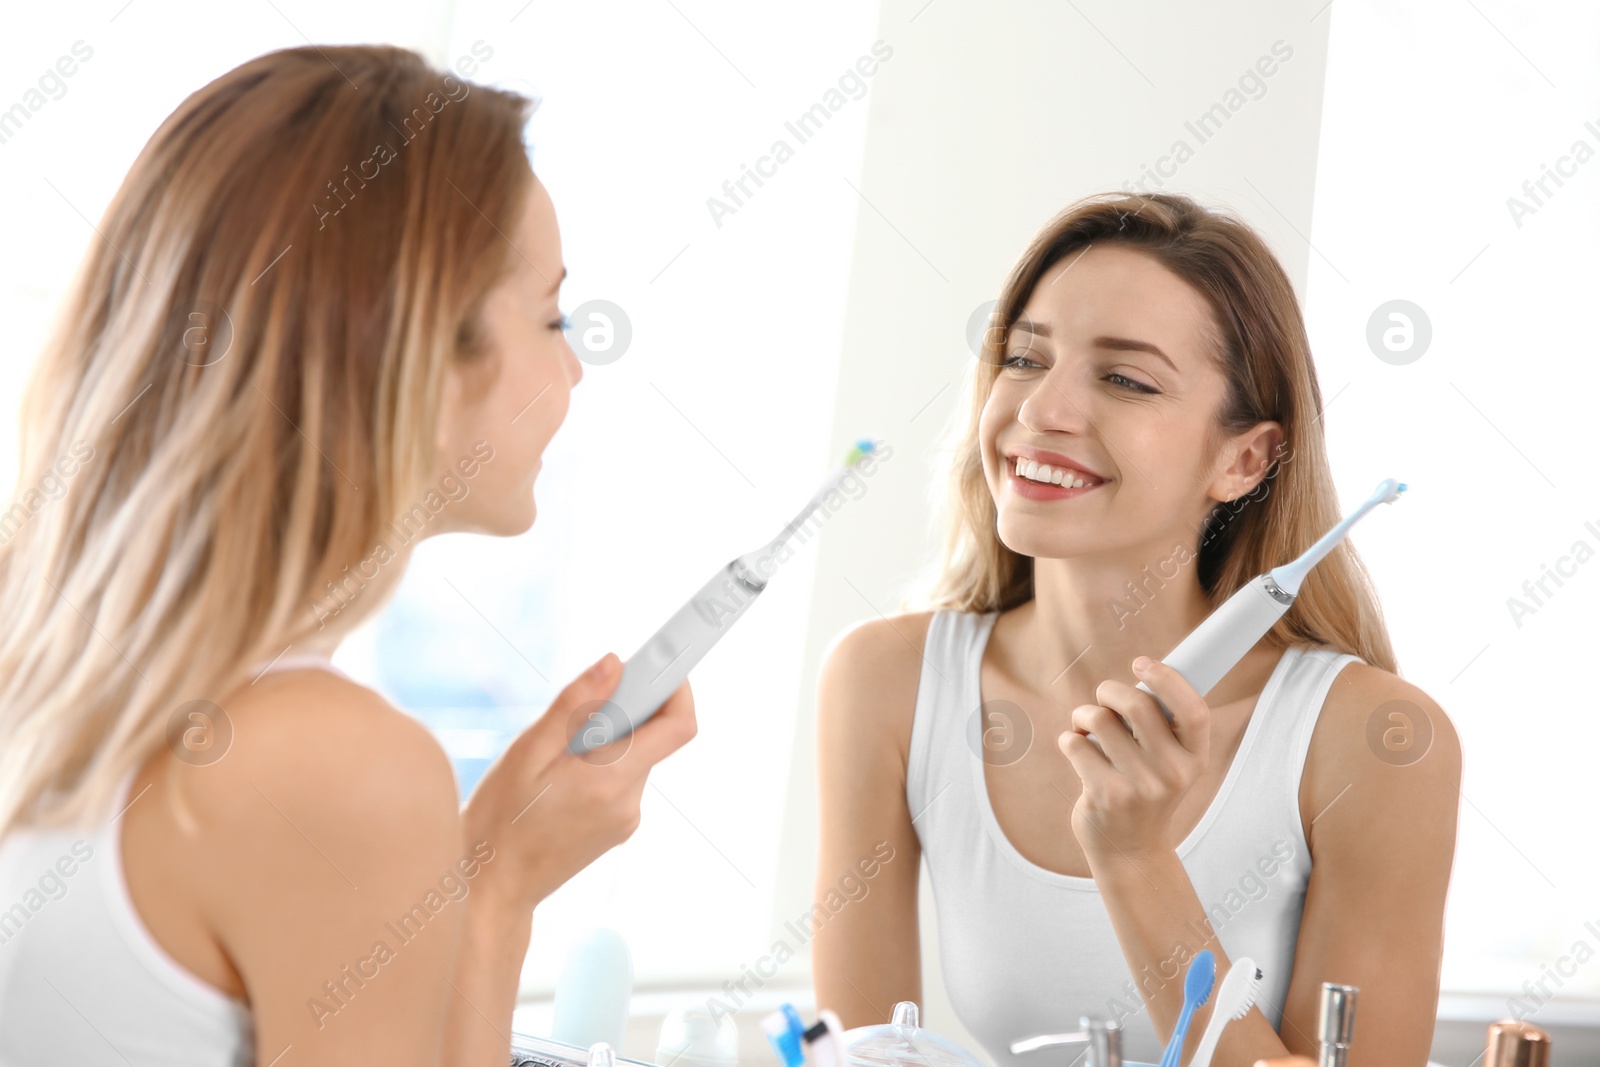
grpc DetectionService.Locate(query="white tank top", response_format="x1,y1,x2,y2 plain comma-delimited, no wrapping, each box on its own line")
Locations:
0,652,347,1066
906,610,1360,1066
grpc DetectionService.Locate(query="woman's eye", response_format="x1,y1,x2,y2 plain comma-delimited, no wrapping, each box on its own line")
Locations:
999,351,1041,369
998,355,1154,395
550,313,572,332
1108,372,1157,394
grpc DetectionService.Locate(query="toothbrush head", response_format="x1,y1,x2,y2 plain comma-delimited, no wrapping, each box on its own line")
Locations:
761,1004,807,1067
1217,959,1264,1021
1186,950,1217,1007
1234,967,1263,1019
843,438,878,467
1268,477,1407,597
1373,477,1407,504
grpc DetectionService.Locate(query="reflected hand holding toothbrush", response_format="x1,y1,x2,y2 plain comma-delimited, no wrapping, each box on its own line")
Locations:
1058,655,1215,862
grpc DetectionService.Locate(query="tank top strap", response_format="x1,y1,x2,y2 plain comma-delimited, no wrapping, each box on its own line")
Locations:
1186,643,1363,874
1253,644,1364,858
906,610,997,846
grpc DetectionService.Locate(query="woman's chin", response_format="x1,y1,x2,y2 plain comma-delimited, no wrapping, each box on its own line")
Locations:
996,523,1084,561
466,497,538,538
509,496,537,535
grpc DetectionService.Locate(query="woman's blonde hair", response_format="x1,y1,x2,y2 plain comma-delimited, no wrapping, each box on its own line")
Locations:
0,45,535,838
921,191,1397,673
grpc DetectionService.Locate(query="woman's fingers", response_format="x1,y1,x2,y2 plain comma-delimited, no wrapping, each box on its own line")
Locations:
1054,660,1221,861
620,679,697,768
1056,715,1113,785
1130,657,1211,765
1095,676,1172,750
519,652,625,760
462,661,698,906
567,677,697,774
1063,703,1138,771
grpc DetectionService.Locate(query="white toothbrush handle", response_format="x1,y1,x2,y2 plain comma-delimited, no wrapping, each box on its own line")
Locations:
1136,573,1291,722
1189,1007,1230,1067
567,560,763,755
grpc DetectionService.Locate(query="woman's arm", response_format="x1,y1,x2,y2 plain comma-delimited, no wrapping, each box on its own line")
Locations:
1059,658,1460,1067
1279,664,1461,1066
811,616,930,1027
449,654,697,1062
1059,657,1286,1062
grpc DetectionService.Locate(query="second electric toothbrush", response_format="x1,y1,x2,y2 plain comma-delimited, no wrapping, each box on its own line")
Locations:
1132,477,1407,725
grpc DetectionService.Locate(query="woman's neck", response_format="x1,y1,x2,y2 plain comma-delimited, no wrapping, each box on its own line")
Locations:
1016,550,1216,695
263,635,343,663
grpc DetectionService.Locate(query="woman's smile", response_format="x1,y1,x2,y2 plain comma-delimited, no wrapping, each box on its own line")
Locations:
1005,455,1110,502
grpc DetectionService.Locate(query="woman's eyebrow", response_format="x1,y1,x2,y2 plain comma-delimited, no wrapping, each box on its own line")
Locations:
548,265,568,294
1011,318,1179,375
1094,335,1178,374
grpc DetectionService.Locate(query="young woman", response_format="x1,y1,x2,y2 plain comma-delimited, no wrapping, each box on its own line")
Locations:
0,45,695,1066
812,194,1461,1067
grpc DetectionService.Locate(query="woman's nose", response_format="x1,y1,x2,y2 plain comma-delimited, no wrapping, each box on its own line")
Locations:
1016,364,1093,434
563,341,584,388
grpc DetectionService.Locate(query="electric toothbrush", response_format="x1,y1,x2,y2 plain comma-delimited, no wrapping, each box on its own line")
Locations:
1135,477,1407,724
567,439,884,756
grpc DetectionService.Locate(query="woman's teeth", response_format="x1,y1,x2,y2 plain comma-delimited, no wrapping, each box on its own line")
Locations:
1012,456,1098,489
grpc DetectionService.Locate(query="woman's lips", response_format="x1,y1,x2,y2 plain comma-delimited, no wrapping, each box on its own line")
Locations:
1006,463,1107,501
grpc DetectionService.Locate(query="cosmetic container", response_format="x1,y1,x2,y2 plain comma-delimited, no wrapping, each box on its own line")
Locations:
1482,1019,1551,1067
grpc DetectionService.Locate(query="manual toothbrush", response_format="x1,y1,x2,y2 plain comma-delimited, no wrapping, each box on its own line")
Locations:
1159,949,1215,1067
1189,957,1263,1067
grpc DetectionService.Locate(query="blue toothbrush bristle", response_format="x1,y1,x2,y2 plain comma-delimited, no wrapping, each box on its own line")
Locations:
844,438,877,466
1188,950,1216,1003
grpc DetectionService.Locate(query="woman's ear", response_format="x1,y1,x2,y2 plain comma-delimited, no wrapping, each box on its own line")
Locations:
1221,420,1285,499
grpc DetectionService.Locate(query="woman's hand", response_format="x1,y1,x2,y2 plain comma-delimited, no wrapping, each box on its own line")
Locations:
1253,1059,1315,1067
1056,657,1211,865
461,652,697,912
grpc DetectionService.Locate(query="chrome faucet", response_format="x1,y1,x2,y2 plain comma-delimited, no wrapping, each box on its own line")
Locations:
1317,983,1358,1067
1011,1016,1123,1067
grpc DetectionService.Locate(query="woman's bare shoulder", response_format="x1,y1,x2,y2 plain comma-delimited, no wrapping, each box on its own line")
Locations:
168,666,462,921
1313,661,1461,766
195,666,457,809
122,665,464,1009
1300,660,1463,840
820,611,937,694
816,611,939,757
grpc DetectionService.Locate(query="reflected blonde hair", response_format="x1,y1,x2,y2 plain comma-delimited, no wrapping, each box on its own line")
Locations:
920,191,1397,672
0,45,535,838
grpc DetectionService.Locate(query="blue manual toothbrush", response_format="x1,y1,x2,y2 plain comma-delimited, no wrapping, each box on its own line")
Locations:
1159,949,1216,1067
